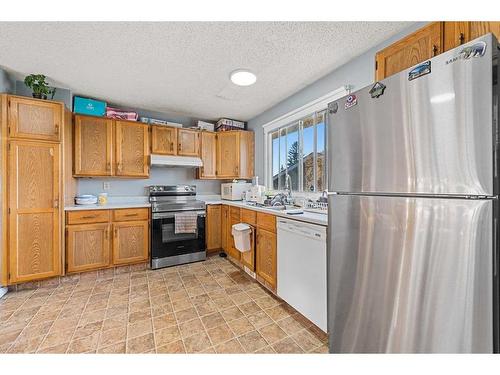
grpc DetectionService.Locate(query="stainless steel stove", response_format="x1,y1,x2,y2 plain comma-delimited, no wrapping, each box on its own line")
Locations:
149,185,206,269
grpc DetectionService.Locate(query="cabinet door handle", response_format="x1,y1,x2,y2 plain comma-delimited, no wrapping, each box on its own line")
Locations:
124,213,138,217
53,199,59,208
117,162,123,172
105,229,109,240
458,32,465,45
432,44,438,56
114,228,118,237
81,215,97,219
106,162,111,172
54,123,59,135
170,142,174,152
178,143,182,151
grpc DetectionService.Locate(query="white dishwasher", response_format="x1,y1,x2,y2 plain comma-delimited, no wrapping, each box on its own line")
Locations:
277,218,327,332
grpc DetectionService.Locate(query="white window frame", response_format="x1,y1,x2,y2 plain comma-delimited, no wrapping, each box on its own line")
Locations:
263,85,350,193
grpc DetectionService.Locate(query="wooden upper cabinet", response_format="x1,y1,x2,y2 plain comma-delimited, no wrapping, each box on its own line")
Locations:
177,128,200,156
112,221,149,265
216,131,240,178
8,96,62,141
238,131,255,179
444,22,471,51
206,204,222,252
470,22,500,41
256,228,277,290
375,22,443,81
215,131,254,179
115,121,150,177
74,115,113,176
198,131,217,179
8,140,61,283
444,22,500,52
151,125,177,155
66,223,111,273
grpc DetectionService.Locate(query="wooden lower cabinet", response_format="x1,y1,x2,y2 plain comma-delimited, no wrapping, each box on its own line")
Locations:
112,221,149,265
227,207,241,261
65,208,149,273
255,228,277,290
66,223,111,273
239,208,256,271
240,227,255,271
221,205,228,252
206,205,222,253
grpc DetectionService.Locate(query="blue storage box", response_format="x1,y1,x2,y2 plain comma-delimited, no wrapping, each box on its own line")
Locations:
73,96,106,116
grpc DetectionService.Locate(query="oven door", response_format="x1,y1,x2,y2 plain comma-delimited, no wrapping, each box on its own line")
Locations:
151,210,206,260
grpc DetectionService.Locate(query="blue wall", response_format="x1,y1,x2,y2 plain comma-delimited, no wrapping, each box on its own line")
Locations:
15,80,72,107
0,68,15,93
247,22,427,181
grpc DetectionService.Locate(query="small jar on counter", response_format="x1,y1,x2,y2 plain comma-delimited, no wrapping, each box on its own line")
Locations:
98,193,108,206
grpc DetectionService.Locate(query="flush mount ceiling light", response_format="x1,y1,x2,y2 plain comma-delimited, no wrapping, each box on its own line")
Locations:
230,69,257,86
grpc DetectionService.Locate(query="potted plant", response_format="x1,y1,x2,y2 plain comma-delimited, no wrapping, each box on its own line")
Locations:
23,74,56,100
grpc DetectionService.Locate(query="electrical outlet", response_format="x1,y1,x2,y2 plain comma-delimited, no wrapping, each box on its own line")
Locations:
103,182,110,190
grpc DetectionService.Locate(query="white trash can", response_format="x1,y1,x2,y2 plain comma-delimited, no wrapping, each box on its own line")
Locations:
231,223,252,252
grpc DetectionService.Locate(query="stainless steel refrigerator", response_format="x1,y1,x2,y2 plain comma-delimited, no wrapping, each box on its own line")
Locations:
326,33,499,353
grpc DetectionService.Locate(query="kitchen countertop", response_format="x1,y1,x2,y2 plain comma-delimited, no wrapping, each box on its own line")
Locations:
204,199,328,227
65,196,150,211
64,195,328,226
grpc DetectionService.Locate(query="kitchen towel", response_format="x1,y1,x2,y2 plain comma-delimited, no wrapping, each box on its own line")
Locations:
174,212,198,234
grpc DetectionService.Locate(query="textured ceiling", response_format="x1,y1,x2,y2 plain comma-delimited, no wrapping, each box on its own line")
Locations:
0,22,412,120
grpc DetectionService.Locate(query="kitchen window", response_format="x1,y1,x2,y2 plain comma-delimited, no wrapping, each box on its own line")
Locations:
264,86,349,194
269,110,327,192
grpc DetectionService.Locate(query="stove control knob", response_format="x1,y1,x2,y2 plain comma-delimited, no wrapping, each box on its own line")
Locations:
151,186,157,192
185,186,189,191
158,186,163,191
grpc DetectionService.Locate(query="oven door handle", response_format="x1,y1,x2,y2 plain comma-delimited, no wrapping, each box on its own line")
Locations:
152,210,206,220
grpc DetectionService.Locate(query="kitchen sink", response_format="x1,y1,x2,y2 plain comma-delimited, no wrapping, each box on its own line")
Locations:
245,202,298,212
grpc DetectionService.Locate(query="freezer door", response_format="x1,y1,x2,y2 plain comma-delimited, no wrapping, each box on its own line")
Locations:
328,194,494,353
327,34,497,196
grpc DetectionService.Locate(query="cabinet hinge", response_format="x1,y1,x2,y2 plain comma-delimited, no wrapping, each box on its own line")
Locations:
8,208,11,214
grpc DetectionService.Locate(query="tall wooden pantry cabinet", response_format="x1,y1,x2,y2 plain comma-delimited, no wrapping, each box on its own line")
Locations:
1,94,70,285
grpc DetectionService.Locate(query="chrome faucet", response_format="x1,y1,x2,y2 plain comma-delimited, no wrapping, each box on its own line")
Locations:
318,190,328,203
284,173,293,203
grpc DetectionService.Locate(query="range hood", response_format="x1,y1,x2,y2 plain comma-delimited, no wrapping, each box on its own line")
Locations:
150,154,203,168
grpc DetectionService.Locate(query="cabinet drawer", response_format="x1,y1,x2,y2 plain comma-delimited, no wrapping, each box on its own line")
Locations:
230,206,241,221
240,208,256,225
113,208,149,222
66,210,110,225
256,212,276,233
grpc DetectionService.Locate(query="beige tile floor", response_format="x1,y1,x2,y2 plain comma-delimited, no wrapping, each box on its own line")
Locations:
0,255,328,354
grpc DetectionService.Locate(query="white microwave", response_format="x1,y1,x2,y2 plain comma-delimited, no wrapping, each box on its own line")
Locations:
221,182,252,201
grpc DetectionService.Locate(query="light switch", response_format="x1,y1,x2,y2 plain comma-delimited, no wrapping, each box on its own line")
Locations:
103,182,110,190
